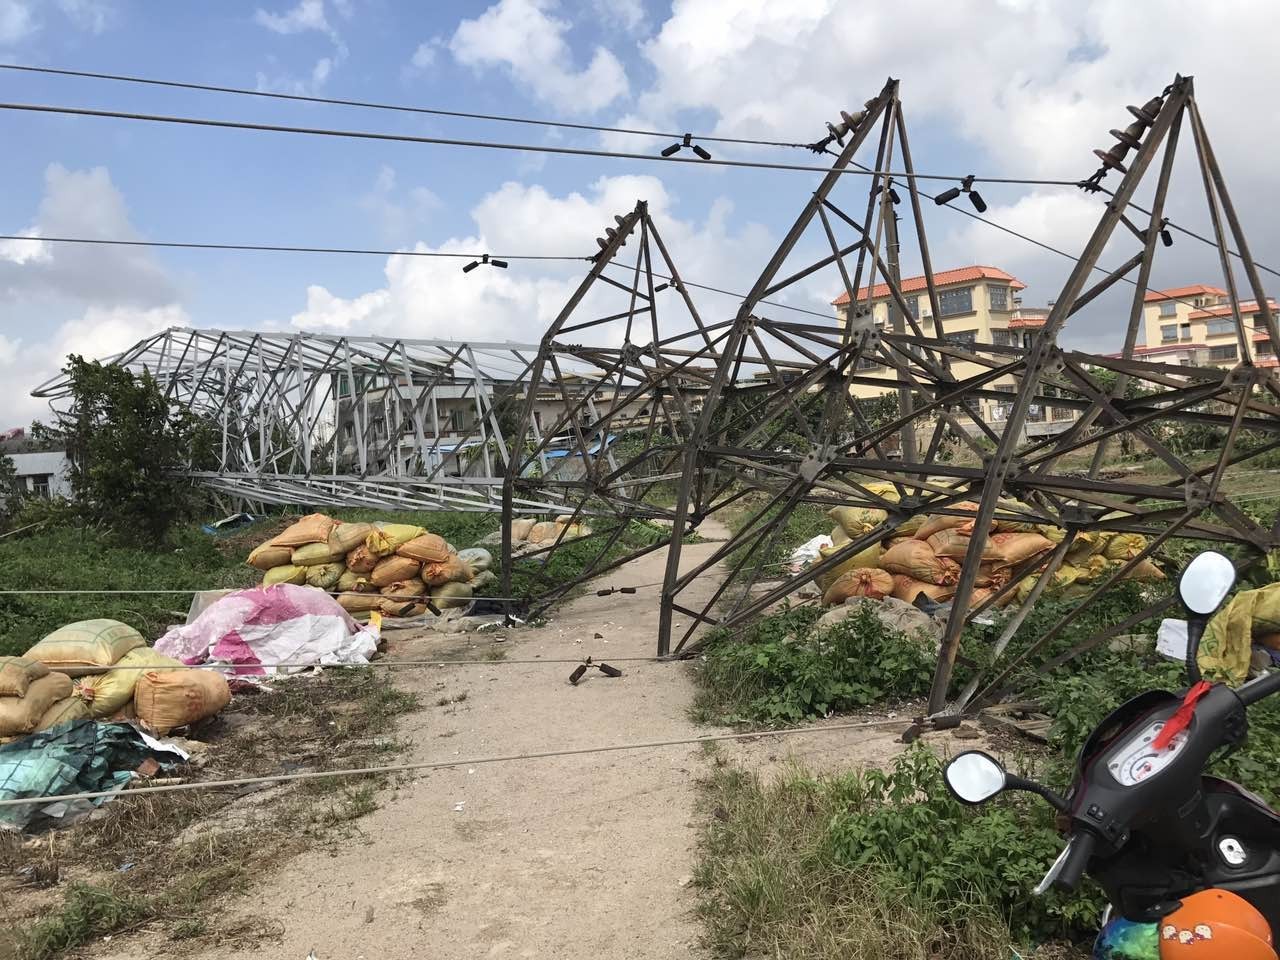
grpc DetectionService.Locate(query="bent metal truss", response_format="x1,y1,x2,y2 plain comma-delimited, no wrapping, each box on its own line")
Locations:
33,75,1280,714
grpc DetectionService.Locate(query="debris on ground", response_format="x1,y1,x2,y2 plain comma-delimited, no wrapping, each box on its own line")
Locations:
154,583,378,674
0,719,188,831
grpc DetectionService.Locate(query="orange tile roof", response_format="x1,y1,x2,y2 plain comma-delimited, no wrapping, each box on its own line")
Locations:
1257,357,1279,368
831,265,1025,306
1143,283,1227,303
1008,315,1047,329
1188,299,1276,320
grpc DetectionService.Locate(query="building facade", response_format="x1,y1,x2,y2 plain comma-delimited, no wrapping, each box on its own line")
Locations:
1138,284,1277,369
832,265,1078,437
0,429,72,500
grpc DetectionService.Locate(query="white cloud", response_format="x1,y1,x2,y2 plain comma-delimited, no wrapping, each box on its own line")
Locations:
449,0,629,113
409,37,443,70
253,0,348,93
592,0,646,33
254,0,331,35
0,304,190,427
0,0,35,43
359,165,442,242
54,0,111,32
0,164,176,306
289,174,774,345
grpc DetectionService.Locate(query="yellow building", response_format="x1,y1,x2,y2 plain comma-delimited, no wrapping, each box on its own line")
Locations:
1138,284,1277,370
832,265,1079,435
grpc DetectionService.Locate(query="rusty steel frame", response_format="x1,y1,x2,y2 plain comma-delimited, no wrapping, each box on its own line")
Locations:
653,75,1280,717
29,75,1280,709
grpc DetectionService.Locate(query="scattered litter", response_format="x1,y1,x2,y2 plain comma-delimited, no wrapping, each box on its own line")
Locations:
568,658,623,686
788,533,833,573
0,719,188,832
453,801,465,812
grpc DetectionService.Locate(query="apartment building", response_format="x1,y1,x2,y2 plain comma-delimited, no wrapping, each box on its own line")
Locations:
832,265,1077,436
1137,284,1277,369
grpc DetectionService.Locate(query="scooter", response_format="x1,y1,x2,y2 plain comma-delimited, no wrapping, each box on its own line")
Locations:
944,551,1280,959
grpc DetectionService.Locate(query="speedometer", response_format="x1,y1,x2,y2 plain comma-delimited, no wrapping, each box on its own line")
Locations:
1106,720,1187,786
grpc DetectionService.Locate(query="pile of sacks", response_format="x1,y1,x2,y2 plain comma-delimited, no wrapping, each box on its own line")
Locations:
508,516,592,549
0,619,230,741
815,484,1165,609
248,514,495,617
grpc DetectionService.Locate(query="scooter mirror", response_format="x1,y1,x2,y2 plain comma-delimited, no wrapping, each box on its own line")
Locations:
944,750,1007,804
1178,551,1236,616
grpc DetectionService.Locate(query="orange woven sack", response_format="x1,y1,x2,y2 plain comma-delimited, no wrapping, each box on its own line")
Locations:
370,555,422,587
880,540,960,586
421,555,474,587
270,513,336,548
134,670,231,735
397,533,451,564
821,568,894,606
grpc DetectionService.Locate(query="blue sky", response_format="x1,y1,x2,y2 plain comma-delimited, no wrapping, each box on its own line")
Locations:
2,0,1277,424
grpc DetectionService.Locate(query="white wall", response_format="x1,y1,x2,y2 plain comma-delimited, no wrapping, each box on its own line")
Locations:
8,450,73,498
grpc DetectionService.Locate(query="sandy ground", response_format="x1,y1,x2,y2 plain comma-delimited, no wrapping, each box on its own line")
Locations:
94,519,976,960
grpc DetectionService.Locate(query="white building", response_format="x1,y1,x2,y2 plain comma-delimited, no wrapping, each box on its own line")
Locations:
0,429,72,499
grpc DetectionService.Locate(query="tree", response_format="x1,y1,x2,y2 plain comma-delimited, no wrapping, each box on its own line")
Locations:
0,453,22,524
55,356,202,543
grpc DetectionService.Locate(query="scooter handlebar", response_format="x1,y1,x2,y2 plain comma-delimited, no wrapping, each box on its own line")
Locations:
1054,829,1097,892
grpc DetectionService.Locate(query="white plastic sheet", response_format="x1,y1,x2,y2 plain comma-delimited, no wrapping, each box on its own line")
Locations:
156,584,378,675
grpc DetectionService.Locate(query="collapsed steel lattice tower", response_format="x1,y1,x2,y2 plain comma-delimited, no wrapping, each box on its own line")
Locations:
654,75,1280,714
31,75,1280,714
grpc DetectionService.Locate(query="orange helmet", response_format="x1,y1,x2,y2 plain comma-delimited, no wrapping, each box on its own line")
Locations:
1159,889,1275,959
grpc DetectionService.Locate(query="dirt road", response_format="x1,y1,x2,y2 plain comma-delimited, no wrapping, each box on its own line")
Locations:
97,519,918,960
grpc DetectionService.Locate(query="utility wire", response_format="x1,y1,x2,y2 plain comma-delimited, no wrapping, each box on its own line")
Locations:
0,715,912,808
1093,186,1280,283
0,63,1083,188
0,234,586,262
0,100,1085,186
0,62,813,150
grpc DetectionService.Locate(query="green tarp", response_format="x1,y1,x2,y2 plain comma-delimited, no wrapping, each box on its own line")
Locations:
0,719,186,832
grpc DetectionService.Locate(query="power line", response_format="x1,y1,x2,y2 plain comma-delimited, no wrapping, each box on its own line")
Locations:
0,715,911,808
0,234,586,262
0,61,813,150
0,63,1082,189
0,100,1085,187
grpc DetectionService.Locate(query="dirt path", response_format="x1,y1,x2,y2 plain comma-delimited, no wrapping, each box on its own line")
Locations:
94,522,726,960
95,521,950,960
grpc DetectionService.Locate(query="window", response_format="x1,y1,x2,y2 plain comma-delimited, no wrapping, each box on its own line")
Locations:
1257,339,1274,357
1206,318,1236,336
29,475,51,499
856,356,884,370
450,409,469,432
1208,344,1238,362
904,295,920,319
1160,324,1178,342
991,328,1018,347
988,285,1009,311
943,330,977,346
1180,323,1191,340
1159,301,1177,317
938,286,974,317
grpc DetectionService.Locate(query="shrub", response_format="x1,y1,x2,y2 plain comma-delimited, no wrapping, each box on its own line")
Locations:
49,356,213,543
695,603,935,724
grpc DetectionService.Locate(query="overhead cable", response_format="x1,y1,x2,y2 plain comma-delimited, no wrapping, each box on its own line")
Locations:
0,100,1085,186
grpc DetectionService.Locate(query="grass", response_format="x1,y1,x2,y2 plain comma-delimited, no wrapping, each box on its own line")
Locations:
695,757,1086,960
2,667,421,960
